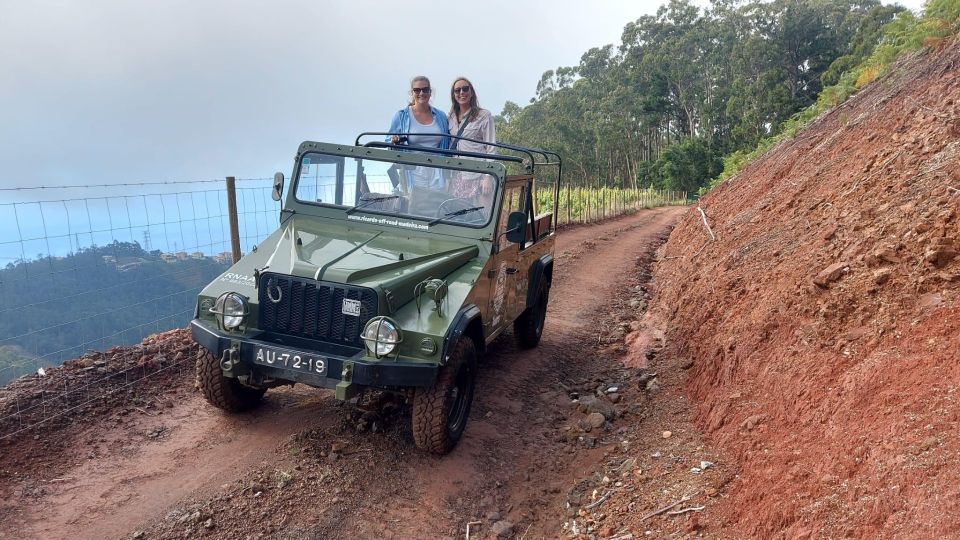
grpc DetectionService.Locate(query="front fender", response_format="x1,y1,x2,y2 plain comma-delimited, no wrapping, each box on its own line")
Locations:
441,304,482,364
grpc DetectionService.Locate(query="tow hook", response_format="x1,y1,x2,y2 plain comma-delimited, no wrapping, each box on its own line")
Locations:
335,362,357,401
219,345,240,371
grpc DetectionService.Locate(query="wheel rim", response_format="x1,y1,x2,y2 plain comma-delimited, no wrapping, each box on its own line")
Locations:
446,362,474,434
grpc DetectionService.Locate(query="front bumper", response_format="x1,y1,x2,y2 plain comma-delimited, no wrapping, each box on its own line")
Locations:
190,319,438,391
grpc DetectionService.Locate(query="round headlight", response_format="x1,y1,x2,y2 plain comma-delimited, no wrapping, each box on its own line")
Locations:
362,317,400,357
213,292,248,330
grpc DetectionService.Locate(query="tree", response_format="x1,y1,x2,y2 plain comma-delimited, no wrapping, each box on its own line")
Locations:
496,0,890,194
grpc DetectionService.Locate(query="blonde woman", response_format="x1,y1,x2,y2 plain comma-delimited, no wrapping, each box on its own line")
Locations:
387,75,450,149
384,76,451,192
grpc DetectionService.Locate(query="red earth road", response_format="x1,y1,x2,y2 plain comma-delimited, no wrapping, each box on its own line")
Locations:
0,206,685,540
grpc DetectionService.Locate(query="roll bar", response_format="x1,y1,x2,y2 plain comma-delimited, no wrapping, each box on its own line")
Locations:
354,132,561,170
353,132,563,224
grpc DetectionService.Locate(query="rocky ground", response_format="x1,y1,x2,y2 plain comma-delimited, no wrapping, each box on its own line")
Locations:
2,207,730,540
2,39,957,540
651,40,960,538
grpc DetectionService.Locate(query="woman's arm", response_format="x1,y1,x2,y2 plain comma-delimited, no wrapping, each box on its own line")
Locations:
386,109,404,143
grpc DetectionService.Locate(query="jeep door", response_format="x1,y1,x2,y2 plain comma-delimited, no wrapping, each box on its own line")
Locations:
487,178,531,332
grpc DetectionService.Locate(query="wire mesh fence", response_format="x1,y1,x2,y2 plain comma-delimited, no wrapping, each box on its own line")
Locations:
0,174,686,440
0,329,196,442
0,178,279,387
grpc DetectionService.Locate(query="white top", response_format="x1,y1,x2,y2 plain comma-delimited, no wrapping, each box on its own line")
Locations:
447,108,496,154
407,108,443,148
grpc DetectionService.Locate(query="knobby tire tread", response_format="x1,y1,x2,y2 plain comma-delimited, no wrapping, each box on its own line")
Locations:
195,347,265,412
412,339,475,454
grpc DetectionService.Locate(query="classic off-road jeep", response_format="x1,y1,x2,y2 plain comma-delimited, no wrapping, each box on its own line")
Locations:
191,133,560,453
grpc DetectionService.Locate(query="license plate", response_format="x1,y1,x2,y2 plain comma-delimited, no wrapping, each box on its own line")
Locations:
251,345,327,376
342,298,362,316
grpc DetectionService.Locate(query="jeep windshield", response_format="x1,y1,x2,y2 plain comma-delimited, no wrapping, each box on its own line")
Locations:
294,151,499,228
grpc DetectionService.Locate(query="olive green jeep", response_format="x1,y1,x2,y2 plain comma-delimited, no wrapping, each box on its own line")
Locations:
191,133,560,454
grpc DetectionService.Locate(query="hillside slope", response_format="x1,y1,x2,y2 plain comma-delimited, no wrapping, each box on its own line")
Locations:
652,41,960,537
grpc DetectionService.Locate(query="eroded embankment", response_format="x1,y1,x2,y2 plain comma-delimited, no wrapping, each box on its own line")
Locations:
651,42,960,537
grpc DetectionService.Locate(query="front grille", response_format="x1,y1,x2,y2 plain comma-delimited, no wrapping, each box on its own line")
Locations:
258,272,378,348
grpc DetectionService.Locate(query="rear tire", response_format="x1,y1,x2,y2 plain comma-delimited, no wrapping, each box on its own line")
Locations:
412,338,477,454
195,346,266,412
514,280,550,349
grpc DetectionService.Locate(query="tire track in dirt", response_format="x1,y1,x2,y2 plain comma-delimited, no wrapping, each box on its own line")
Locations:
1,206,684,540
332,206,685,539
14,389,337,539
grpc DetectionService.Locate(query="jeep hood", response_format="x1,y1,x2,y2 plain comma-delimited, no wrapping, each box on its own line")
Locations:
262,217,479,312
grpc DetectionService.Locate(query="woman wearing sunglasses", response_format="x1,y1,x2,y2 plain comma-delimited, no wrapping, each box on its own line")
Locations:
385,76,451,193
447,77,497,209
386,75,450,150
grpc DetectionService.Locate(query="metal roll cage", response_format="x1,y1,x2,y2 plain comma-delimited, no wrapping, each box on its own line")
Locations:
355,132,561,171
355,132,563,220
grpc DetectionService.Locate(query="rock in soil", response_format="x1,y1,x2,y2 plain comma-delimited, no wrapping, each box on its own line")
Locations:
489,520,514,538
577,395,615,420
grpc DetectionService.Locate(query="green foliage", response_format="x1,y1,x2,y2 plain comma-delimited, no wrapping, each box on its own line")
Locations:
0,346,52,386
498,0,902,195
0,241,228,380
658,138,723,192
712,0,959,187
540,186,688,224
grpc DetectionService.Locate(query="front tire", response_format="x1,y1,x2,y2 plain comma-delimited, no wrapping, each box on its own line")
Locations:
412,338,477,454
514,280,550,349
195,346,266,412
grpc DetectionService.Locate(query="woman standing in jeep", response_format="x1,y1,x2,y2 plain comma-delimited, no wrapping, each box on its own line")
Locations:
385,76,450,191
447,77,496,205
387,75,450,150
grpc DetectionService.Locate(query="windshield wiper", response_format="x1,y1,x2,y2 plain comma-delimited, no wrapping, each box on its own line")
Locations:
345,195,401,215
427,206,485,226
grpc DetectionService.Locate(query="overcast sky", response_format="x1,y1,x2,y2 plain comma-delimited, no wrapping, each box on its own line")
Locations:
0,0,923,194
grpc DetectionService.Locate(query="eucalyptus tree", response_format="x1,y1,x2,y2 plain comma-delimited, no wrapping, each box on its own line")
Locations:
497,0,897,193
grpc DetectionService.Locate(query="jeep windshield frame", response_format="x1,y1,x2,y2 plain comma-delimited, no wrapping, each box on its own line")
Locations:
356,132,562,224
288,142,510,230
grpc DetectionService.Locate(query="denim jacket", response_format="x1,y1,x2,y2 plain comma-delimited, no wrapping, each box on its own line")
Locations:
386,106,451,150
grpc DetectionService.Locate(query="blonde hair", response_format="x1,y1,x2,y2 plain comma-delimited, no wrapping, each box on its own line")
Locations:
408,75,432,106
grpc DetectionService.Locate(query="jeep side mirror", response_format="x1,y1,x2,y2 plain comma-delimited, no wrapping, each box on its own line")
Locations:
505,211,526,244
272,172,285,202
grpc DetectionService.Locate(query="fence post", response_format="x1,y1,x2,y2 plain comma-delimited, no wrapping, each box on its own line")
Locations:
226,176,242,264
583,187,587,224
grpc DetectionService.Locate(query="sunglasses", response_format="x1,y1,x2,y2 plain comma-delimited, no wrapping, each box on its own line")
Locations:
411,87,432,94
453,85,472,94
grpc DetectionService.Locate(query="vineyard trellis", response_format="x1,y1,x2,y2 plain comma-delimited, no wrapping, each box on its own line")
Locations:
535,184,688,225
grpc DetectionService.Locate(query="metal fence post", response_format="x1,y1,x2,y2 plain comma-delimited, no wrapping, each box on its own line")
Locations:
226,176,241,264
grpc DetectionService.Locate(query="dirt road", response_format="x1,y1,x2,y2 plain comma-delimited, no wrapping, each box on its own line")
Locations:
1,206,685,540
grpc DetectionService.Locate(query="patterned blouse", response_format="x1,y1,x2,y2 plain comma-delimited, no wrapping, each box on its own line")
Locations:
448,109,496,199
447,109,496,154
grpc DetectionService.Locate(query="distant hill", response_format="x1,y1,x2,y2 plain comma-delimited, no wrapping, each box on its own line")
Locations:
0,345,52,386
0,240,228,385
